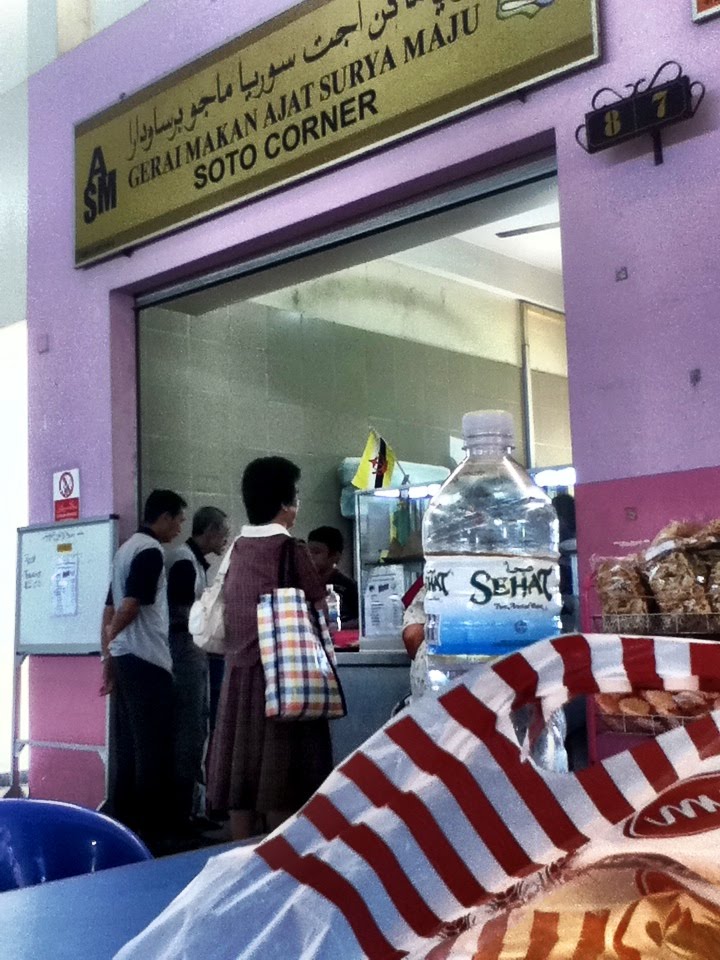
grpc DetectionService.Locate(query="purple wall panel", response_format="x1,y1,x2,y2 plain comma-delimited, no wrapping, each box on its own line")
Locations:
28,2,720,509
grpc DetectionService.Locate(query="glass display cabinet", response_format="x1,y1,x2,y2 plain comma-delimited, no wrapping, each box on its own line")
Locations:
353,485,439,650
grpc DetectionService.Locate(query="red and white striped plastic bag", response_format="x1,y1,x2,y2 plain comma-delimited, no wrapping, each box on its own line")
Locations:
115,634,720,960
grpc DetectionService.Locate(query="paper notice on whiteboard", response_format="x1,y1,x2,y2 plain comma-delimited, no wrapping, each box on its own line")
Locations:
51,554,78,617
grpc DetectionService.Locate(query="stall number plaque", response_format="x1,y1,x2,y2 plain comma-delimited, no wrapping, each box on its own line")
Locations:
584,75,693,153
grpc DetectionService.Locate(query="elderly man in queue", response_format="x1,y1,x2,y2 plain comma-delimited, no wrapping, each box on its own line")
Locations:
166,505,230,836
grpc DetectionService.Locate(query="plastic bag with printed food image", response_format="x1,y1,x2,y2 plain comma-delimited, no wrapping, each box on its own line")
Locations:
115,634,720,960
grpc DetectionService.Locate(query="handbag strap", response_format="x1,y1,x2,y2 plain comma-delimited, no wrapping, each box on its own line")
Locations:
278,539,332,641
213,536,239,590
277,537,299,589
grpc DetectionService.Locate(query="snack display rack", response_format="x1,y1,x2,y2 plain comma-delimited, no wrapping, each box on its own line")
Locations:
594,611,720,638
588,611,720,761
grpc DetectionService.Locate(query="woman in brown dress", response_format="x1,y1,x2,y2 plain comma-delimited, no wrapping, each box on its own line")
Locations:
206,456,333,840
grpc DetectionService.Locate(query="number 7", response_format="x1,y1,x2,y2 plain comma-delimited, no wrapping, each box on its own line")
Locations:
653,90,667,120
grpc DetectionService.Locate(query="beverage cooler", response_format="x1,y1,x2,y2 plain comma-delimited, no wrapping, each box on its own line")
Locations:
353,485,439,650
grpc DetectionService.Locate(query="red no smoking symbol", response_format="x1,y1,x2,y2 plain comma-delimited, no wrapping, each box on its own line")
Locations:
58,472,75,499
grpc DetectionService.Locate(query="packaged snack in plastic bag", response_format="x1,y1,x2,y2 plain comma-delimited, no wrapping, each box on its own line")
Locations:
115,633,720,960
643,522,711,618
593,520,720,635
697,519,720,614
594,555,652,633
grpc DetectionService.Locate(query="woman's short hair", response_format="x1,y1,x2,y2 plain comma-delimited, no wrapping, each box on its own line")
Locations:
242,457,300,525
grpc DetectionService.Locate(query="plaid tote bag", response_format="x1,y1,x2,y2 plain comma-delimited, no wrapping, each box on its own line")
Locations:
257,541,346,720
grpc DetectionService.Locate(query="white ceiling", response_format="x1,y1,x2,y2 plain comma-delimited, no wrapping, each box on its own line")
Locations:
455,200,563,275
163,176,564,315
388,182,564,311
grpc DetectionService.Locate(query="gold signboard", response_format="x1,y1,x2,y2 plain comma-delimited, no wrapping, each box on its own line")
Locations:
75,0,599,266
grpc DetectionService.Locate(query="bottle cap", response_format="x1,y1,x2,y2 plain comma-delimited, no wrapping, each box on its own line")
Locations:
462,409,515,447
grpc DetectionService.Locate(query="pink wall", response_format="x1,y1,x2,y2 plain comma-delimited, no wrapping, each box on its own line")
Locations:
25,2,720,801
28,657,106,807
577,464,720,629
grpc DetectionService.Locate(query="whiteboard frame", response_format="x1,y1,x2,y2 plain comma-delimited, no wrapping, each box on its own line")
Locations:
15,516,119,656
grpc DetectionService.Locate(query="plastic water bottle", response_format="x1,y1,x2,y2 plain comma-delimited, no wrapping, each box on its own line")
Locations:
326,585,341,633
423,410,560,694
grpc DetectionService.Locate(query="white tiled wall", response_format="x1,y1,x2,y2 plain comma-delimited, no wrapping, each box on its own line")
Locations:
138,300,534,552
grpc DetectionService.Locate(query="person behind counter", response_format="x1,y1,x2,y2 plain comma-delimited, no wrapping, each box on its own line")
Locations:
307,525,359,629
401,576,428,701
206,457,333,841
552,492,578,633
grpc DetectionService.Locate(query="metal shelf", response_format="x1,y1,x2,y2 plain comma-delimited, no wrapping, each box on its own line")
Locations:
593,612,720,638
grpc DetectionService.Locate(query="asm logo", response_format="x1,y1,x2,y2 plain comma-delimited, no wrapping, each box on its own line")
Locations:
83,146,117,224
624,772,720,839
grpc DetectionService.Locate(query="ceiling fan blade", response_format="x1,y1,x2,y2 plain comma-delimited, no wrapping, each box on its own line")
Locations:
496,221,561,239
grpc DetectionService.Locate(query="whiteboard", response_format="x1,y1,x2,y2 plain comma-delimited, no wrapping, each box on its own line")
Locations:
16,517,118,654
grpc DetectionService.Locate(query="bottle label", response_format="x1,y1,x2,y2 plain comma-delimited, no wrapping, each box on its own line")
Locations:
424,554,561,656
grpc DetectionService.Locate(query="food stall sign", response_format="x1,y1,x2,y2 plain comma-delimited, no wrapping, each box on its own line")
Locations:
75,0,600,267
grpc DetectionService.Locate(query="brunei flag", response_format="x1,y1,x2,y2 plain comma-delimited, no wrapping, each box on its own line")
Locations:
351,431,396,489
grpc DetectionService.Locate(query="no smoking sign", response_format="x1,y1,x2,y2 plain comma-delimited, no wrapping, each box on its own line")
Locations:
53,468,80,522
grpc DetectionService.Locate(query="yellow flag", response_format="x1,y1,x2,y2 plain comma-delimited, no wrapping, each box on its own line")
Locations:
351,431,397,489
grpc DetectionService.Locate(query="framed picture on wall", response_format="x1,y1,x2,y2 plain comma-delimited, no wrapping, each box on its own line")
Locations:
694,0,720,21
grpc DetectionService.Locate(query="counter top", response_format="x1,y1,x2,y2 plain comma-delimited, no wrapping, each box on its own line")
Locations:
331,649,410,760
336,650,409,666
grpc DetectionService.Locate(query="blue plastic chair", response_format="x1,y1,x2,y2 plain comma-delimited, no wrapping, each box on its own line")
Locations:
0,798,152,892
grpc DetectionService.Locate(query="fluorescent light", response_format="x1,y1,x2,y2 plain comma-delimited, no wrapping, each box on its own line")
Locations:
533,466,576,488
373,483,442,500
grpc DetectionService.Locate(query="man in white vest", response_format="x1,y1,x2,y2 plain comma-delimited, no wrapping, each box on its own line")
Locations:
166,506,229,835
